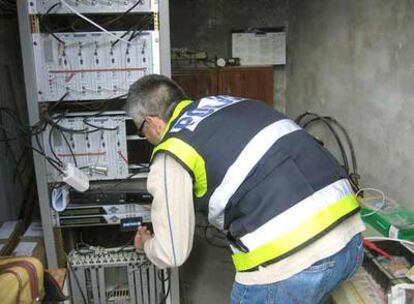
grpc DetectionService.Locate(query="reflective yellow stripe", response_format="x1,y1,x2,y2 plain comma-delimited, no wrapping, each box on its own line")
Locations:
152,137,207,198
232,194,360,271
160,99,193,141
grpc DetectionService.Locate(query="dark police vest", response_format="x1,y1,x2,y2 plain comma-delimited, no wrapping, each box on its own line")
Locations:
152,96,360,272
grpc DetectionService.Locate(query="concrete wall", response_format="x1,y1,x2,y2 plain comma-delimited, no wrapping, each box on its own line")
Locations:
170,0,289,58
170,0,289,111
287,0,414,208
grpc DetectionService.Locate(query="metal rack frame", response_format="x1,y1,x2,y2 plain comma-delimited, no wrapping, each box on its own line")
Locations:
16,1,179,303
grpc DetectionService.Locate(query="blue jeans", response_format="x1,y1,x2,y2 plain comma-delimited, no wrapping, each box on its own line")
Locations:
231,233,364,304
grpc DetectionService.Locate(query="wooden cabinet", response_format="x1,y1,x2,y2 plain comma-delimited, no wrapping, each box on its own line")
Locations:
172,66,274,107
172,68,218,99
218,67,274,106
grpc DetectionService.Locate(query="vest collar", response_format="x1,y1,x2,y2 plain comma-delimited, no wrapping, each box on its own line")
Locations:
160,99,193,141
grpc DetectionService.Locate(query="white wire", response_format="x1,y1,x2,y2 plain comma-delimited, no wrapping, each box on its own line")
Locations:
59,0,135,45
356,187,386,218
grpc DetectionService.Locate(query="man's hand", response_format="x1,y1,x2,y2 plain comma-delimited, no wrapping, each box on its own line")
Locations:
134,226,152,250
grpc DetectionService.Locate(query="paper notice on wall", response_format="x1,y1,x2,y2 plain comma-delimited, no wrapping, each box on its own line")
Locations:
232,32,286,66
13,242,37,256
0,244,4,252
0,221,18,239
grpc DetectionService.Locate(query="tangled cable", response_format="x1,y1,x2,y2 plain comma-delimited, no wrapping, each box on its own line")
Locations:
295,112,360,191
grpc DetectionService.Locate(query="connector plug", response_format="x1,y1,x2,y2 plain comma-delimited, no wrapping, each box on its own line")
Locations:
62,163,90,192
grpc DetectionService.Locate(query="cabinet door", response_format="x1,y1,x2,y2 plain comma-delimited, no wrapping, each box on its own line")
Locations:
218,67,274,106
172,69,218,100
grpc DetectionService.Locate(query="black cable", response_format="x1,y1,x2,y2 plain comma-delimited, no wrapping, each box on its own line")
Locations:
103,0,144,26
97,171,141,191
34,131,46,155
111,14,153,48
297,112,350,174
0,107,31,135
47,92,69,115
41,3,65,45
111,26,136,48
74,93,127,120
44,96,127,134
59,127,78,167
0,108,26,186
128,15,153,42
320,116,358,175
29,119,48,136
0,0,15,13
37,93,71,166
307,116,360,190
30,145,62,169
116,236,135,253
0,109,50,178
157,269,169,282
0,105,68,175
48,124,64,166
303,117,349,171
296,112,360,191
13,147,31,183
31,146,64,174
158,269,171,304
83,119,119,131
45,115,108,134
1,104,46,139
0,125,20,141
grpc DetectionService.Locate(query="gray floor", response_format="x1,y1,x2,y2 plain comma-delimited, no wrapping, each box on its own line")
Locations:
180,228,235,304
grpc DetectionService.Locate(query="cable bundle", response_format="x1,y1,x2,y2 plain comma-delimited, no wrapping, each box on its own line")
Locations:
0,0,16,14
295,112,360,191
0,93,127,181
40,0,153,46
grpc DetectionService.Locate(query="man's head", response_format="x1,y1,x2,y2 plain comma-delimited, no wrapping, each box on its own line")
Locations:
126,74,187,144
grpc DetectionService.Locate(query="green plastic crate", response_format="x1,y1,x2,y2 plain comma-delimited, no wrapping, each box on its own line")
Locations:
361,200,414,240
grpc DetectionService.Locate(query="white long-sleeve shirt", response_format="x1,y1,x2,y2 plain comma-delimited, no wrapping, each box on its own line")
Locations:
144,153,365,284
144,153,195,268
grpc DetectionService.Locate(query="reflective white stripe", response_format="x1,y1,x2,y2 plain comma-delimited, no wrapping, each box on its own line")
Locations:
208,119,301,229
240,178,354,250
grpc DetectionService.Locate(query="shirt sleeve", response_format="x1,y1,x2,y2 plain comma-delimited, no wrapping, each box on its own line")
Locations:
143,153,195,268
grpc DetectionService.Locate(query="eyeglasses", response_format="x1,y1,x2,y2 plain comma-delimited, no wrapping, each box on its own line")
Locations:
138,120,147,138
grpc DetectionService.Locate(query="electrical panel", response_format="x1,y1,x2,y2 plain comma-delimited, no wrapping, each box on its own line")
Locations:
43,113,152,182
43,113,130,182
68,247,169,304
32,31,159,102
29,0,156,14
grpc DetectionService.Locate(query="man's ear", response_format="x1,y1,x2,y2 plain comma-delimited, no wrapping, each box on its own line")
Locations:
146,116,156,124
146,116,166,134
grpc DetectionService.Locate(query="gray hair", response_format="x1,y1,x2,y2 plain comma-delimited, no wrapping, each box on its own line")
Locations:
126,74,187,126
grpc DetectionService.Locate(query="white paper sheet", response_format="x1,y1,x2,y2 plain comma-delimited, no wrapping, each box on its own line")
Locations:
232,32,286,66
13,242,37,256
0,221,18,239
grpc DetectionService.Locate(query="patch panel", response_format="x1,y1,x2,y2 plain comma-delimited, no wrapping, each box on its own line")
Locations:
32,30,160,102
43,112,153,183
43,112,130,182
28,0,156,15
